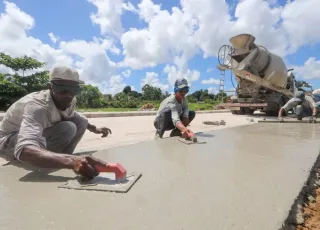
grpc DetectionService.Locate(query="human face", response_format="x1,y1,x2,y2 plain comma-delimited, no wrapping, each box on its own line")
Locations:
175,87,189,101
49,80,81,110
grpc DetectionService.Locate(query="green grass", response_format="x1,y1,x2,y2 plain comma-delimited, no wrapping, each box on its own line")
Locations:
76,103,215,112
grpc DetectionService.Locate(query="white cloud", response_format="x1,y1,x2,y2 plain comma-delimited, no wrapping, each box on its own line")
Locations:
208,87,218,94
293,57,320,80
121,0,320,76
122,1,138,13
140,72,169,91
201,78,220,85
121,0,198,70
97,75,126,95
206,68,213,73
137,0,161,22
88,0,124,37
164,65,200,87
0,1,73,69
281,0,320,53
48,32,59,44
121,69,131,77
0,2,119,93
1,0,320,94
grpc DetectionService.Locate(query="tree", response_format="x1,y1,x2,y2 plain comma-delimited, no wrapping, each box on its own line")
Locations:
0,53,49,110
0,80,28,110
123,85,132,94
296,80,313,91
0,53,45,76
77,85,104,108
129,90,142,98
141,84,162,101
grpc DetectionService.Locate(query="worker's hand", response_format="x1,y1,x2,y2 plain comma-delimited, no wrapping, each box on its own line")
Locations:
182,129,194,139
278,117,284,123
309,116,317,123
71,156,108,179
92,127,112,138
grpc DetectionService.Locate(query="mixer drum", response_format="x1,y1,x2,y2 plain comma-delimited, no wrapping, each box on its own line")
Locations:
229,34,288,89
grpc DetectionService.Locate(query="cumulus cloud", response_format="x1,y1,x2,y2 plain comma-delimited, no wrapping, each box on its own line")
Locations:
121,0,320,73
140,72,169,91
121,0,198,70
0,1,73,69
164,65,200,87
122,1,138,13
201,78,220,85
48,32,59,44
121,69,131,77
1,0,320,94
281,0,320,53
88,0,124,37
293,57,320,80
0,1,119,93
208,87,218,94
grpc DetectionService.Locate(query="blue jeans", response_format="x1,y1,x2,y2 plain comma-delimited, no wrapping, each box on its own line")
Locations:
295,105,312,119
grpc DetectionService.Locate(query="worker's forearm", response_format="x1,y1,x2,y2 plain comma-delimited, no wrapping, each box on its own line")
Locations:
278,108,284,117
175,121,187,133
87,123,96,131
312,107,317,116
19,145,74,169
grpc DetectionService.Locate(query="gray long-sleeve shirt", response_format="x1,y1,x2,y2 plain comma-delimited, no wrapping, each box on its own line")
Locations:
282,95,317,112
155,94,189,126
0,90,86,160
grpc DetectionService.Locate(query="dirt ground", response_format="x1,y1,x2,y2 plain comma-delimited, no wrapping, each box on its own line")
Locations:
296,172,320,230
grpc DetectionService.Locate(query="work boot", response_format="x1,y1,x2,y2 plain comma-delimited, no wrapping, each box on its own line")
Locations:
170,128,182,137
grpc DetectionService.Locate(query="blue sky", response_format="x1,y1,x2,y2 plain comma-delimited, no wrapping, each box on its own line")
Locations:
0,0,319,95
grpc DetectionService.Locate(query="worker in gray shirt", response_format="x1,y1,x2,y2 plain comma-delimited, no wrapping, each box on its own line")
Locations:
278,91,317,122
154,78,196,139
0,66,111,179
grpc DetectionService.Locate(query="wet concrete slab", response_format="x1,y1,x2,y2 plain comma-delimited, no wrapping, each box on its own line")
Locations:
1,123,320,230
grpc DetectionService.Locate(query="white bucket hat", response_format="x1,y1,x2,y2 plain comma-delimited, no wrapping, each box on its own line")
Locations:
49,66,84,84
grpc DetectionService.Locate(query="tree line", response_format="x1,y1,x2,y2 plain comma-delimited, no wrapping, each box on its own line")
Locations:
0,53,312,110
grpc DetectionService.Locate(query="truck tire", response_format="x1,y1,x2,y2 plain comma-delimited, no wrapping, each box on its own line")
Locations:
245,109,254,115
231,109,245,115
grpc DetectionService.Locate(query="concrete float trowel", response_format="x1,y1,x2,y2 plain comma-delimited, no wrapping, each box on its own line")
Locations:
59,162,142,193
178,131,207,145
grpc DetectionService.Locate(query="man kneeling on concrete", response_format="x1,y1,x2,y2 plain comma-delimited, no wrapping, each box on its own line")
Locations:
278,91,317,122
0,66,111,178
154,78,196,139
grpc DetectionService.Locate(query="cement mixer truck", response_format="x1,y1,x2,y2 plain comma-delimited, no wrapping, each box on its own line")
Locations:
217,34,297,116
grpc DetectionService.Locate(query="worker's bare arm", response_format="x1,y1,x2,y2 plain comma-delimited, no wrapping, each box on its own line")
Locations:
19,145,74,169
312,107,317,116
176,121,188,133
19,145,107,179
278,108,285,118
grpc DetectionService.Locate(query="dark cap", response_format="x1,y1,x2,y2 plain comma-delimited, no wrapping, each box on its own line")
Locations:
174,78,189,89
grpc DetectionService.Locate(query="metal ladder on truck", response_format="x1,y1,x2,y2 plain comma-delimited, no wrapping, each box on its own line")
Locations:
218,68,225,103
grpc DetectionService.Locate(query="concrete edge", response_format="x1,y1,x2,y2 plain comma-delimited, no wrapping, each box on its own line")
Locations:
0,110,230,121
281,151,320,229
81,109,230,118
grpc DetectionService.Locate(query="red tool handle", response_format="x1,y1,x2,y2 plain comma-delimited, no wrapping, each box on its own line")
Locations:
95,163,127,180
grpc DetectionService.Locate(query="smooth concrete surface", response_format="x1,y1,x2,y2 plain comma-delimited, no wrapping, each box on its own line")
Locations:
1,123,320,230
